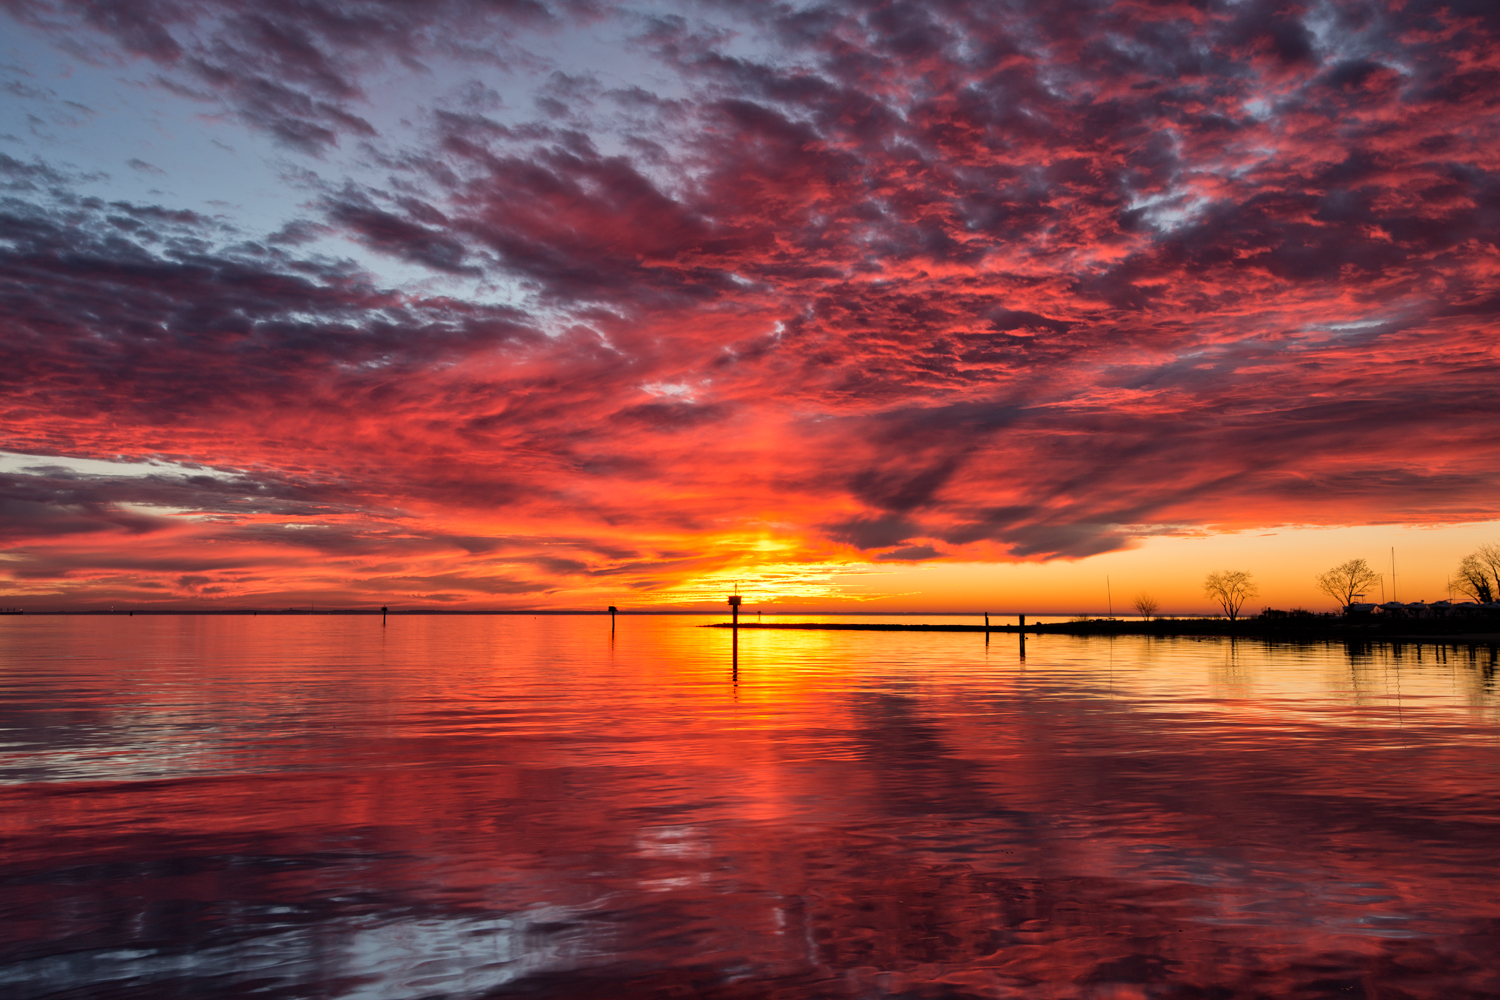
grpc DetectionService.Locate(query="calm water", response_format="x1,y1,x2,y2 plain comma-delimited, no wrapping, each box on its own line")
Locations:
2,616,1499,999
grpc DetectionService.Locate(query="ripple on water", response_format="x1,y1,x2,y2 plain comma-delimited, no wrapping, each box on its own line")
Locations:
1,615,1498,998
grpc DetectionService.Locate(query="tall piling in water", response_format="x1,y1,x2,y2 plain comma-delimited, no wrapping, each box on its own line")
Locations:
727,595,742,683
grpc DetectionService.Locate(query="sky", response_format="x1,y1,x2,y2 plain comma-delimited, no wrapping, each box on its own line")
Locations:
2,0,1498,613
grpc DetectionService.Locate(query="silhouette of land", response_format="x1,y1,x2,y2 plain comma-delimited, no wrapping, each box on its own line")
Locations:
706,618,1500,642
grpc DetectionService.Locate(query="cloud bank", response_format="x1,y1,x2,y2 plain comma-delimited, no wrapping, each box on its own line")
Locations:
2,0,1498,605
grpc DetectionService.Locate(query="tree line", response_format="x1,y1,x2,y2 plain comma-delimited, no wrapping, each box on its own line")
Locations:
1129,571,1259,621
1129,542,1499,621
1314,546,1500,606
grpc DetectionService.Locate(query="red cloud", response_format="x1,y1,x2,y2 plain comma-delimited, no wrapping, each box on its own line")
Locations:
2,0,1499,605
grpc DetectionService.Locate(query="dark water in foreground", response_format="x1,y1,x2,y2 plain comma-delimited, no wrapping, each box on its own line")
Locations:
2,617,1499,999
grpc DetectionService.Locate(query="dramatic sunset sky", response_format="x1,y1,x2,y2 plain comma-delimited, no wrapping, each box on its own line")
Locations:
2,0,1498,612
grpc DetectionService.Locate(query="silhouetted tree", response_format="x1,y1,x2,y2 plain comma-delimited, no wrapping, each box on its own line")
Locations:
1204,570,1257,621
1479,544,1500,595
1315,558,1380,608
1132,593,1159,620
1454,544,1500,602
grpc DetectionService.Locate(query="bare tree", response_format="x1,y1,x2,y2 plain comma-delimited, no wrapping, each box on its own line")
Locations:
1204,570,1257,621
1454,550,1497,603
1477,543,1500,599
1132,593,1159,620
1314,558,1381,608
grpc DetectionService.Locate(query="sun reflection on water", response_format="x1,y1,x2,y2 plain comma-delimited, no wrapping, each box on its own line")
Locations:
1,615,1498,998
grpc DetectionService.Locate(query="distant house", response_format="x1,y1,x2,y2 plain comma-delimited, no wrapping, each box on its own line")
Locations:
1348,600,1498,619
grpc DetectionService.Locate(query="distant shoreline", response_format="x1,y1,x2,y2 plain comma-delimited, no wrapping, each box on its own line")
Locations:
705,619,1500,643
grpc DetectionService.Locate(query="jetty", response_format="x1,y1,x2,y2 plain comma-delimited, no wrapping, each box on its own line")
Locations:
704,617,1500,643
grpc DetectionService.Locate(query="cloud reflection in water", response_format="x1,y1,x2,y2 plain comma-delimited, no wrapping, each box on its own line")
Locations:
1,616,1498,998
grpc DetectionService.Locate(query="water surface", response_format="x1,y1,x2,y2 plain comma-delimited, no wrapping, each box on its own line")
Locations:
2,616,1499,998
